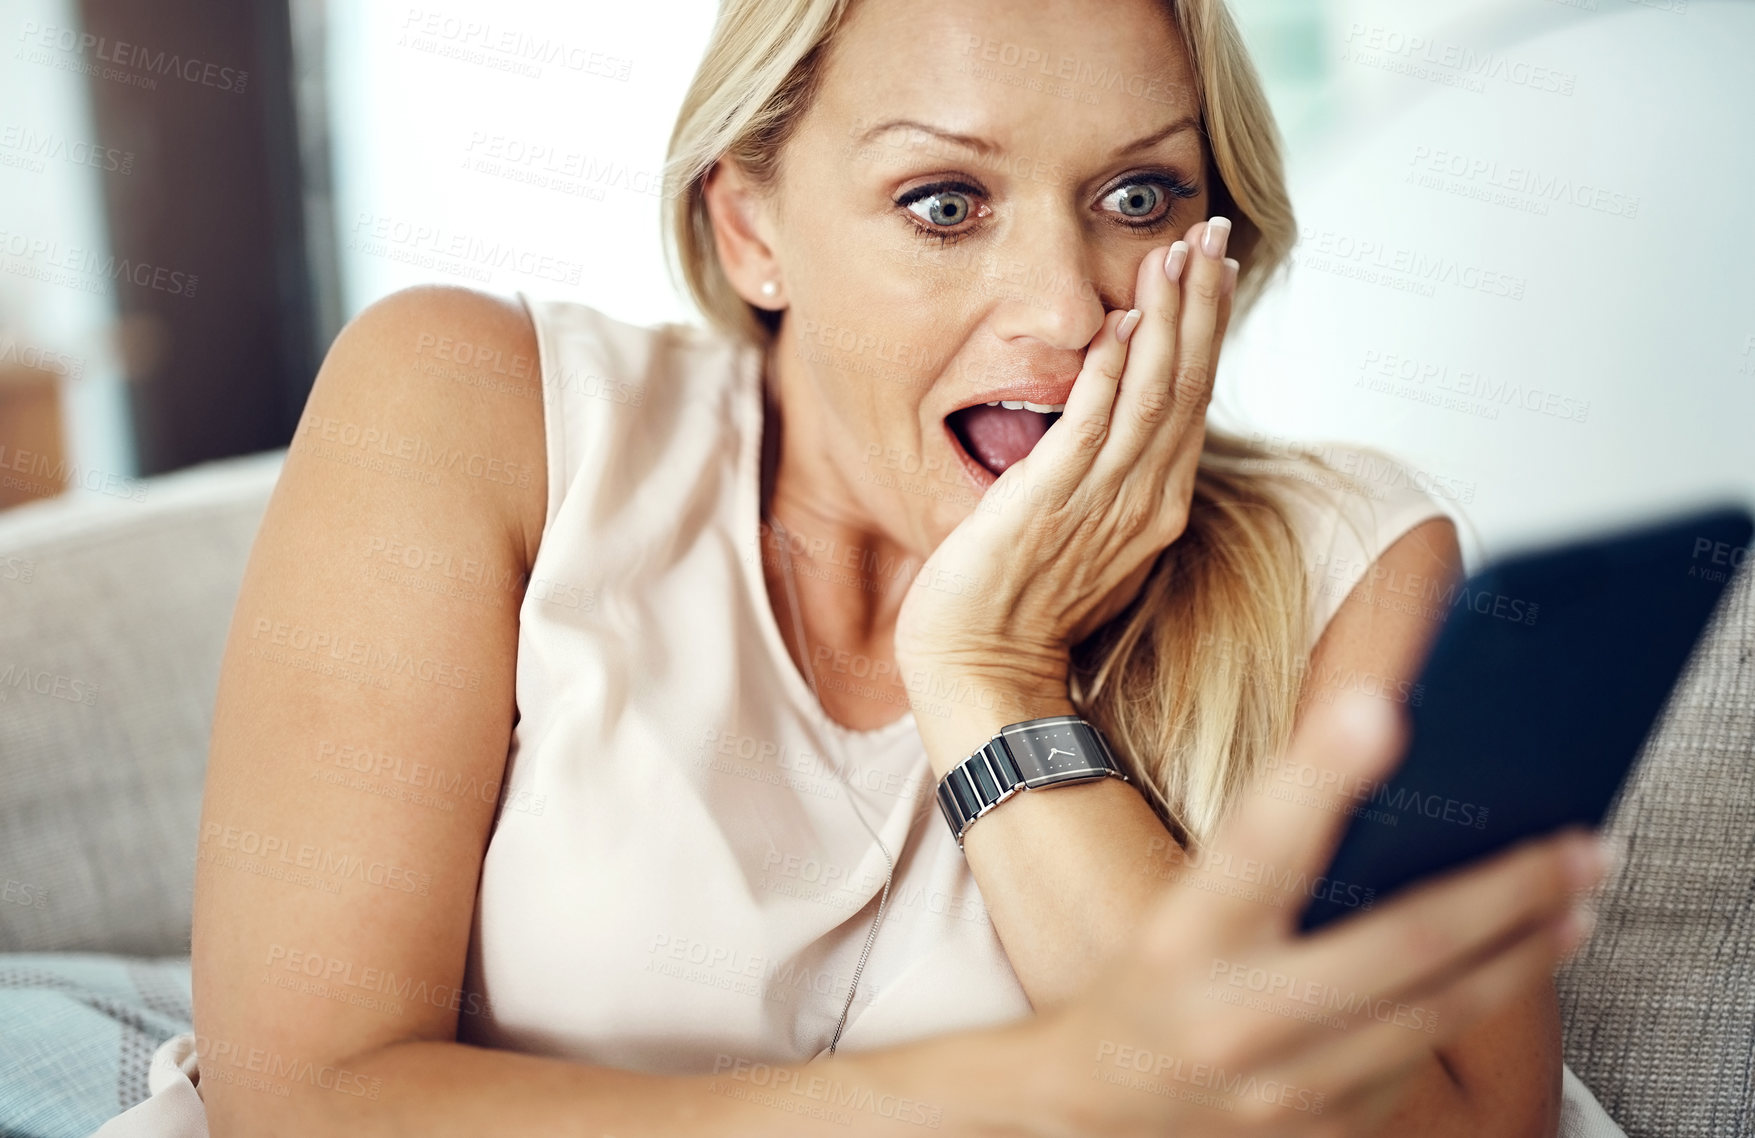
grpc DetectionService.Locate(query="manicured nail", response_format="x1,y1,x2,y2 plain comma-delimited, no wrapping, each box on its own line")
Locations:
1556,905,1597,955
1563,833,1615,890
1335,689,1396,743
1201,216,1232,259
1221,257,1239,297
1116,308,1142,345
1163,241,1189,282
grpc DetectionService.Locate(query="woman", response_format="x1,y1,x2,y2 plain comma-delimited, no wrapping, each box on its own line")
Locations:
159,0,1611,1134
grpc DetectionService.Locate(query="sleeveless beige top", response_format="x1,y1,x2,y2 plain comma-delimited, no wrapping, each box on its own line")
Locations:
452,293,1449,1072
107,297,1622,1138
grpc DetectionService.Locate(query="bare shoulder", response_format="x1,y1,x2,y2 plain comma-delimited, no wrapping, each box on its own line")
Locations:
192,284,549,1129
299,284,548,567
1303,514,1462,712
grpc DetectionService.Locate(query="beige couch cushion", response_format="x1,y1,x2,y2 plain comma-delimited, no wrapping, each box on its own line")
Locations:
1556,558,1755,1136
0,451,283,955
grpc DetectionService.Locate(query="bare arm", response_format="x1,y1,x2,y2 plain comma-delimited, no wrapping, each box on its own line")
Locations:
188,283,1072,1138
917,515,1562,1135
188,282,1581,1137
909,517,1463,1001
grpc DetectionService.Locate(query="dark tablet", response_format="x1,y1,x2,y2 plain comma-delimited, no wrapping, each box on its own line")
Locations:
1296,503,1753,933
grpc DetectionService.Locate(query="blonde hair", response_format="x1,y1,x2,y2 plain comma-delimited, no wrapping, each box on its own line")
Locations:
661,0,1368,846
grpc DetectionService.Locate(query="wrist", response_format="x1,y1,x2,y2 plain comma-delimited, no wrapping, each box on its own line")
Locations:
895,647,1072,716
901,660,1078,780
852,1016,1075,1138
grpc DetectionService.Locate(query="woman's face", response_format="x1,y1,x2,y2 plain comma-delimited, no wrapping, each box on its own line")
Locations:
734,0,1213,556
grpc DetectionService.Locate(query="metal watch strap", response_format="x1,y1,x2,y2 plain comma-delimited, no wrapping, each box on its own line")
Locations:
935,715,1128,849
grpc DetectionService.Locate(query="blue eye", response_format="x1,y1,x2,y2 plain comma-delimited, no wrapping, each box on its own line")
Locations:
1106,182,1163,219
907,189,972,227
895,171,1198,245
1101,175,1197,222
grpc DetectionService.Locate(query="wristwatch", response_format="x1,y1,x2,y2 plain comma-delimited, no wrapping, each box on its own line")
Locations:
935,715,1129,849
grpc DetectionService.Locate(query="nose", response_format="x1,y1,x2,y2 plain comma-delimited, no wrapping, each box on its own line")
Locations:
980,214,1111,353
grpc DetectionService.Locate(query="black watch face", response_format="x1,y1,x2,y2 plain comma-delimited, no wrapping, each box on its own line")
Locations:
1004,719,1106,784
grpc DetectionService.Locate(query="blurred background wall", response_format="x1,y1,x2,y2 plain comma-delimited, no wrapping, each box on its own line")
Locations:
0,0,1746,564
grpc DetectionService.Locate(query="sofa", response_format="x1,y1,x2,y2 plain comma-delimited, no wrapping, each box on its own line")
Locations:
0,446,1751,1135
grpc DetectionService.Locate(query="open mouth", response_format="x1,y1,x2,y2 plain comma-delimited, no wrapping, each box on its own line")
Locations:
945,400,1066,480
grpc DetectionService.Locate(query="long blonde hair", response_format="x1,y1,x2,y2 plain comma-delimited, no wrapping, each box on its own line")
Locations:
662,0,1366,847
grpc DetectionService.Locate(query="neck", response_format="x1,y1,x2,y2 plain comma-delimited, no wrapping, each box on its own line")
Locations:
758,324,921,725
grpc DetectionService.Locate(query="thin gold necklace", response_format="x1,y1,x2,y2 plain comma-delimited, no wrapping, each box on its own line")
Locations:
763,507,896,1055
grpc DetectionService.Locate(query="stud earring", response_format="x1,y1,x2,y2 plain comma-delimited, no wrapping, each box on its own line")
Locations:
760,280,778,299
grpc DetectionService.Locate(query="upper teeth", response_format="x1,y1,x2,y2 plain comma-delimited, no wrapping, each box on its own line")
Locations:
987,400,1066,413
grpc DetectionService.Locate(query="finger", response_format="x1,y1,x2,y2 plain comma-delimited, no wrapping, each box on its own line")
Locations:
1026,306,1135,496
1167,217,1230,421
1185,897,1587,1097
1170,691,1409,933
1096,242,1185,472
1293,825,1609,1003
1274,910,1588,1097
1209,257,1239,381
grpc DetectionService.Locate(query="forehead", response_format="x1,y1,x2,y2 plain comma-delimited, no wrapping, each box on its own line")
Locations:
813,0,1201,162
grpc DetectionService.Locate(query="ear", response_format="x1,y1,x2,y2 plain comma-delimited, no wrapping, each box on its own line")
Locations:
702,158,784,310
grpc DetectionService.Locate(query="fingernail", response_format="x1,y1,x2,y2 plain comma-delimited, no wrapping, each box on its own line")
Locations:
1221,257,1239,297
1116,308,1142,345
1164,242,1189,282
1556,904,1597,955
1335,689,1396,743
1563,833,1615,890
1201,216,1232,259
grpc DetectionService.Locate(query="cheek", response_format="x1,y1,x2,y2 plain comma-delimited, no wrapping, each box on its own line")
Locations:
796,304,963,426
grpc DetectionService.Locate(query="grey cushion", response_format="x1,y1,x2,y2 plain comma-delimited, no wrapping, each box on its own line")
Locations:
0,451,284,955
1556,558,1755,1137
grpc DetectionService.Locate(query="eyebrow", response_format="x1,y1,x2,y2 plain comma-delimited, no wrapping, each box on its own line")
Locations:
856,114,1202,158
